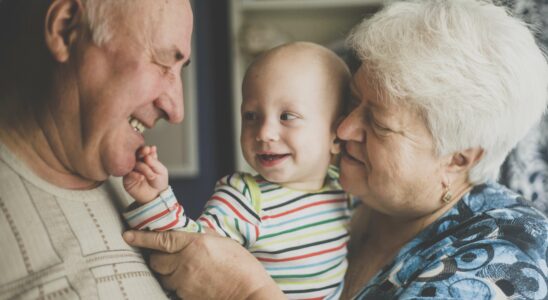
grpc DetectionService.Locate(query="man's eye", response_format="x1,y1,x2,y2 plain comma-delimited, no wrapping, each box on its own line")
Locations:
243,112,257,121
157,66,170,77
280,112,297,121
156,62,173,75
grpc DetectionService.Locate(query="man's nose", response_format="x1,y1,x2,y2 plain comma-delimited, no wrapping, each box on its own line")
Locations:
256,119,279,142
155,75,184,124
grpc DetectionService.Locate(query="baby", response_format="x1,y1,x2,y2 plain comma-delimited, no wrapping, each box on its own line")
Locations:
123,42,353,299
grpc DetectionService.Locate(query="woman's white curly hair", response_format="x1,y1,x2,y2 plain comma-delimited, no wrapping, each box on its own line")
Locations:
347,0,548,184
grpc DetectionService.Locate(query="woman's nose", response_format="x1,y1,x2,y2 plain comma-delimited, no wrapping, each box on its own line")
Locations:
337,110,364,142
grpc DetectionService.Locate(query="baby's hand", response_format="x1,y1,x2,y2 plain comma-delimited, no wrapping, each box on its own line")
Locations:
123,145,169,204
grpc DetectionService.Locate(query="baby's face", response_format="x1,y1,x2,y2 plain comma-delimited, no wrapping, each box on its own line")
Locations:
240,59,339,191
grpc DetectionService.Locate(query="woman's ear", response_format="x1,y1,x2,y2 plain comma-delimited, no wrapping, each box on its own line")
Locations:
447,147,484,173
44,0,84,62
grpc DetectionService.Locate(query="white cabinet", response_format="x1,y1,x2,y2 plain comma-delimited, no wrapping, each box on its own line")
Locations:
228,0,385,172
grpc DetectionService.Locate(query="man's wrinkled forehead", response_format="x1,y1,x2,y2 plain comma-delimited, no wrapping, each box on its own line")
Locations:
161,0,193,55
139,0,193,59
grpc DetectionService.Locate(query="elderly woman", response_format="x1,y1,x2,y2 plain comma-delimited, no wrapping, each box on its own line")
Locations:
124,0,548,299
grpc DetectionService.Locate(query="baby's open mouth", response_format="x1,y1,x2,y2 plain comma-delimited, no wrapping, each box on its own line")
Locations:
258,154,289,161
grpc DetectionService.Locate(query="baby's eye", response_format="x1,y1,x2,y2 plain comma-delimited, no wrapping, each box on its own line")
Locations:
242,111,257,121
280,112,298,121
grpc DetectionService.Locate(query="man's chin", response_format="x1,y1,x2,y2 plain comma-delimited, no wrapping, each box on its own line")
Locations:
111,166,135,178
105,156,137,178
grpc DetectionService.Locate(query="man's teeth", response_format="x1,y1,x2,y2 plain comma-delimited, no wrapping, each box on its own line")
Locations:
128,117,146,134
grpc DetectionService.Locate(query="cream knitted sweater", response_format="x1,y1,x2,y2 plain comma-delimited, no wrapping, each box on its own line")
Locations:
0,142,168,299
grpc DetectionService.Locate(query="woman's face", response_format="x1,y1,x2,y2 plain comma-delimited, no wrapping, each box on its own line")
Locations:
337,66,447,218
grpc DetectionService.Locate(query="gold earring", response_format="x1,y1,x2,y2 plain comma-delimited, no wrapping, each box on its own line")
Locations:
442,185,452,203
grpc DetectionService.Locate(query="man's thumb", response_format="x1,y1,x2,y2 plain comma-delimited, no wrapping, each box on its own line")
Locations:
123,230,197,253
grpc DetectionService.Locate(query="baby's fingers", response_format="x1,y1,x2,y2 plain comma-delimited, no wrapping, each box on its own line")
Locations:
134,161,157,181
144,154,168,175
123,171,145,191
137,145,152,159
151,145,158,159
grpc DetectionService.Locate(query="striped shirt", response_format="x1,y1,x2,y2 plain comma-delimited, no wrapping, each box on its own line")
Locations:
124,167,354,299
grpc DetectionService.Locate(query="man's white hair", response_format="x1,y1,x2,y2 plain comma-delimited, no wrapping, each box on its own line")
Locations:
347,0,548,184
80,0,130,45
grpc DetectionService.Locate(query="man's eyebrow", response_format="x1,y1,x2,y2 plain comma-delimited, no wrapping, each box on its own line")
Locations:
156,46,187,65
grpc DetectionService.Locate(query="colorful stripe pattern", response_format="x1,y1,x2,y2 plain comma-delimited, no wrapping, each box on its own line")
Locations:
124,167,353,299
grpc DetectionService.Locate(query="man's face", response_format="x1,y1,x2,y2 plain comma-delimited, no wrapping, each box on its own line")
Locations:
55,0,193,181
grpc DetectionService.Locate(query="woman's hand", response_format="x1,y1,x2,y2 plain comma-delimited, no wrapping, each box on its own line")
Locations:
123,230,285,300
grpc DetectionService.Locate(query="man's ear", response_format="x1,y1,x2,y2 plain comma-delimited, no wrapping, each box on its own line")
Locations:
446,147,484,173
44,0,84,63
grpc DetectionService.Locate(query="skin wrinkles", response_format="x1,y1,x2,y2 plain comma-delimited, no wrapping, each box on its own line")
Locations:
0,0,193,189
339,67,472,297
339,66,446,219
349,80,430,147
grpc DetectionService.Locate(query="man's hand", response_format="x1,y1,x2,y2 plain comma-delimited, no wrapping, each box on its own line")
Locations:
123,145,169,204
123,230,285,300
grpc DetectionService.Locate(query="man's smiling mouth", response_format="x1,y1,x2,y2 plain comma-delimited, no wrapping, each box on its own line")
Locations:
128,117,146,134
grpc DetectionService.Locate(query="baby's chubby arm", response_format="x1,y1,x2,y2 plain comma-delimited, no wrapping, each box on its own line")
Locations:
123,145,169,204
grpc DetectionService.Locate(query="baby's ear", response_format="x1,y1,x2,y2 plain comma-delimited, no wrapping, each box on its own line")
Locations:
330,137,342,155
330,115,345,155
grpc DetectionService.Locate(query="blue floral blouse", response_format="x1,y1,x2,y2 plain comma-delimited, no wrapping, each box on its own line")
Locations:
353,182,548,299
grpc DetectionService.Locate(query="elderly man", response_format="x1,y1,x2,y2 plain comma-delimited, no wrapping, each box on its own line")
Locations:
0,0,192,298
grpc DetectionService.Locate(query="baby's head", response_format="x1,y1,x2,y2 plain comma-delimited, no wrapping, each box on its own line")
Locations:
240,41,350,190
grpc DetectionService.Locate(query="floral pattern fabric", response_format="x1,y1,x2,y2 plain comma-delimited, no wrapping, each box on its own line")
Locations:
498,0,548,215
353,182,548,299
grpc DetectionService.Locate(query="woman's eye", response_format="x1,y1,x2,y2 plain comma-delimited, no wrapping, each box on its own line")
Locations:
280,112,297,121
373,121,390,132
365,111,390,134
243,111,257,121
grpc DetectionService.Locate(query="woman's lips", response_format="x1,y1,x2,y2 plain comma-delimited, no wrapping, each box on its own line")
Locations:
341,146,365,166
